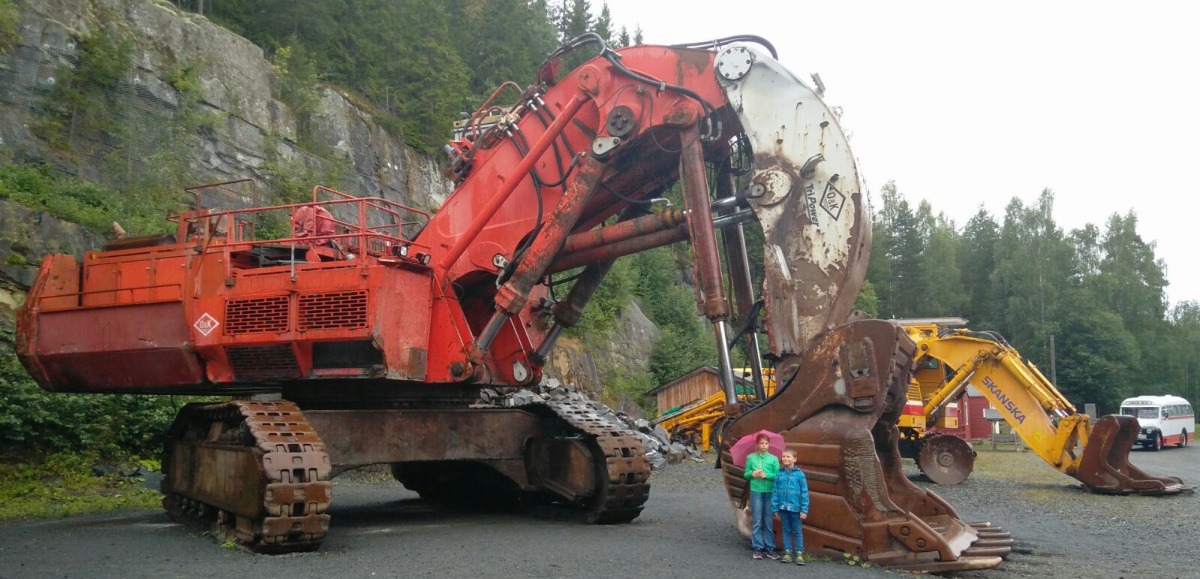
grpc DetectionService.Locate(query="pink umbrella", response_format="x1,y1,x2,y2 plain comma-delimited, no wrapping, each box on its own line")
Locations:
729,429,786,467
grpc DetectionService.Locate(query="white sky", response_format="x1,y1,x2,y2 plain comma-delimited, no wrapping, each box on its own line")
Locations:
599,0,1200,307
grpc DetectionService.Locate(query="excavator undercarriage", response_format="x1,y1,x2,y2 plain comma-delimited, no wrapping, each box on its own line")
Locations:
161,398,650,550
162,401,332,551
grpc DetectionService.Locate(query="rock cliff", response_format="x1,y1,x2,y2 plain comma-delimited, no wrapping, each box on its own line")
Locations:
0,0,657,400
1,0,450,210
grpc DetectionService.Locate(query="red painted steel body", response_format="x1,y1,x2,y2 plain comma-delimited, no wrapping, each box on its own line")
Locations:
18,45,728,395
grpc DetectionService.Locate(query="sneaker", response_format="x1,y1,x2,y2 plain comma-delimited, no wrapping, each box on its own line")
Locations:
795,554,806,566
780,551,793,563
752,550,764,560
765,550,781,560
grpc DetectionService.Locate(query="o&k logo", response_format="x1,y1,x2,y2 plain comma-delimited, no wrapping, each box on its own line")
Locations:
193,313,219,336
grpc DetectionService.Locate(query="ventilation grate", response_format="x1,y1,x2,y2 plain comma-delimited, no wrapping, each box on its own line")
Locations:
227,344,302,380
299,291,368,331
225,296,289,335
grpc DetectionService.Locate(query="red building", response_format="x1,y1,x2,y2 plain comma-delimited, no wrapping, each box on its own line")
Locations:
935,386,993,441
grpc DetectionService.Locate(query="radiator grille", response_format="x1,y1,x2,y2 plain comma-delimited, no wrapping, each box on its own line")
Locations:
299,291,368,331
227,345,302,380
225,296,290,335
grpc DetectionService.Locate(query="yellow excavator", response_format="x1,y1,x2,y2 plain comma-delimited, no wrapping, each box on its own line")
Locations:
657,317,1189,495
898,319,1192,495
894,318,976,485
655,369,776,452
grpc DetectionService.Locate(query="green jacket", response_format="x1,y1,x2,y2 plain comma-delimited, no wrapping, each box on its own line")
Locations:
743,451,779,493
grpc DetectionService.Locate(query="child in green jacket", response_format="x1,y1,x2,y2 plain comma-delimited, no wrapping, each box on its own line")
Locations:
743,433,780,560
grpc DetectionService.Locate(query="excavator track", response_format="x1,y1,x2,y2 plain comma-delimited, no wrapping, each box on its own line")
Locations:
162,400,332,552
536,400,651,523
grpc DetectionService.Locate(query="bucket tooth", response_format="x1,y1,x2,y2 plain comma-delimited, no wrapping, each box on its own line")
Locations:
972,538,1016,548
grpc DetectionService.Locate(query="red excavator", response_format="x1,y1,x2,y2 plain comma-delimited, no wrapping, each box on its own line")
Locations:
16,34,1185,571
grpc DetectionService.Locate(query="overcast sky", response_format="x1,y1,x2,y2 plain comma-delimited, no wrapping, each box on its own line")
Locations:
599,0,1200,308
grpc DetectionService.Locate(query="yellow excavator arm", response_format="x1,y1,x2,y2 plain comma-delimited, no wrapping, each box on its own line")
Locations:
905,324,1190,495
656,393,727,452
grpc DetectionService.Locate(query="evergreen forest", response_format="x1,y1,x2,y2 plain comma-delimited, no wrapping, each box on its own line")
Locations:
864,182,1199,415
179,0,637,152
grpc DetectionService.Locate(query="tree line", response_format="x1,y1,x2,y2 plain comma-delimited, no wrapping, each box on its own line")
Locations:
864,182,1198,413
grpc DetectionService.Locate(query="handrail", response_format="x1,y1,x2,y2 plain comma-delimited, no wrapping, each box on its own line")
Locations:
38,282,183,310
181,198,432,253
311,185,431,221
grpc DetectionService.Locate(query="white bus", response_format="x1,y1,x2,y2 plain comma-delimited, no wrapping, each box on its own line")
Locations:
1119,395,1195,451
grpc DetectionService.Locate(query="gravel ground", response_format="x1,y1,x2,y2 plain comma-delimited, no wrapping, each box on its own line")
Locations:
650,443,1198,578
0,443,1192,578
923,444,1198,579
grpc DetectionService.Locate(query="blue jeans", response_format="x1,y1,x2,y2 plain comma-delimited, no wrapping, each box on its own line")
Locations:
749,491,775,552
778,510,803,554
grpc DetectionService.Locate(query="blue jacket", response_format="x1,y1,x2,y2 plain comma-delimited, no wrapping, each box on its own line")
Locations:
771,466,810,514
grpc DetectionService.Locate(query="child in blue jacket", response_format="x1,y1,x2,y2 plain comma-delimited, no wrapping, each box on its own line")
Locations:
771,448,810,564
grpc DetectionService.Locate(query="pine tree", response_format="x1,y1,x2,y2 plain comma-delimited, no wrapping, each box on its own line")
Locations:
991,190,1075,364
958,206,1000,327
617,25,631,48
1096,211,1170,391
916,205,966,317
595,2,614,45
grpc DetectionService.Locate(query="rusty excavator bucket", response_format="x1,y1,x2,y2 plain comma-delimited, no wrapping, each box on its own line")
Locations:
1072,414,1191,495
720,321,1011,573
710,51,1007,572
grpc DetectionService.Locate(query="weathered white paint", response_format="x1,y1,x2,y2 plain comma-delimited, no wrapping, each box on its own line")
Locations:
719,45,868,355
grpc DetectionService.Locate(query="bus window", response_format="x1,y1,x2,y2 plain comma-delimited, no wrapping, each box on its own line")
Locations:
1123,407,1160,419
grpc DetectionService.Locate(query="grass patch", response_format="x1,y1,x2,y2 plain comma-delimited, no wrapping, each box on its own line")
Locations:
0,453,162,521
970,446,1065,485
0,163,175,236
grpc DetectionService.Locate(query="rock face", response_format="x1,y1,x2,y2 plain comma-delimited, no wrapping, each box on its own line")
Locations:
546,302,660,413
0,0,452,211
0,199,105,334
0,0,663,403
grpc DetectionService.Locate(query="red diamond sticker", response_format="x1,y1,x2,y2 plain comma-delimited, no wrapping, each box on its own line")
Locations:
194,313,219,336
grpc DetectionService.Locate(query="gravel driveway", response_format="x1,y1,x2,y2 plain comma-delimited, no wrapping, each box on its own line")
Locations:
0,444,1192,578
935,443,1197,579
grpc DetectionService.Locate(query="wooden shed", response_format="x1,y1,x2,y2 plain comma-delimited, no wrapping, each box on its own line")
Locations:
647,366,753,414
